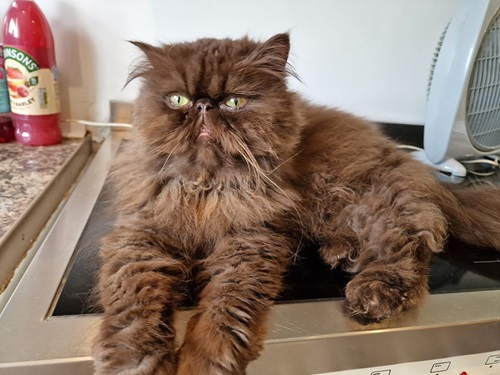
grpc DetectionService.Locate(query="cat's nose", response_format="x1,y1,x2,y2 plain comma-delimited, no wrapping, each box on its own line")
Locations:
195,99,215,113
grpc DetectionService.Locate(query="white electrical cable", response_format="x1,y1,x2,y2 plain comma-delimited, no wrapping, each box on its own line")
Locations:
460,156,499,176
396,145,422,152
65,119,133,128
397,144,499,177
460,156,499,167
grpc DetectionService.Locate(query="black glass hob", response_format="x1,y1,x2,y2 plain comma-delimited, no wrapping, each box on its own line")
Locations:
52,174,500,316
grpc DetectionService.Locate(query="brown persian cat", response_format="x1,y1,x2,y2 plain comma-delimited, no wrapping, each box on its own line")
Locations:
93,33,500,374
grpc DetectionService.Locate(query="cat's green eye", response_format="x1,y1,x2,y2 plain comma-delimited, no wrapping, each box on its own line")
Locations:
168,94,190,108
225,97,248,109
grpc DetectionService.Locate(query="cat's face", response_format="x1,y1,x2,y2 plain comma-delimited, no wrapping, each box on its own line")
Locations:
130,34,302,179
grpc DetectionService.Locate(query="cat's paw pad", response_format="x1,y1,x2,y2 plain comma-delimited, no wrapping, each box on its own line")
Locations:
344,276,410,323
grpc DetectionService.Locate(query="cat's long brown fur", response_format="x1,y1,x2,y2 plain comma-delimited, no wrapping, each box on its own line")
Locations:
93,33,500,375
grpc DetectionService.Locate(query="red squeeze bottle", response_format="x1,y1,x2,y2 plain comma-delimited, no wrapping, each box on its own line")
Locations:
2,0,61,146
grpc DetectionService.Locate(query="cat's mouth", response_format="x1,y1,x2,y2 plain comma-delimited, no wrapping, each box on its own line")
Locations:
196,114,214,141
198,124,211,139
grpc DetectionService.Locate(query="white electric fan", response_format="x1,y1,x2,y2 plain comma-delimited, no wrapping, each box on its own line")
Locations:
423,0,500,176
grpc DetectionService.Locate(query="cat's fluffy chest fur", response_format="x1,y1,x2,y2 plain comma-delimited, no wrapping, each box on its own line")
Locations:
151,174,297,249
115,140,301,252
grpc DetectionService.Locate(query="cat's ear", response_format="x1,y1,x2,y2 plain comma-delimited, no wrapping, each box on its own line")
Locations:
129,41,165,63
245,33,293,79
126,41,167,85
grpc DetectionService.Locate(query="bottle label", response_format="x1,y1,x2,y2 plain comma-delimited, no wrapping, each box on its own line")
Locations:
3,46,60,116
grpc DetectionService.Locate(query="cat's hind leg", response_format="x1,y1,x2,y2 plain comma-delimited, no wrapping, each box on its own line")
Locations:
177,229,291,375
322,184,448,322
93,228,187,375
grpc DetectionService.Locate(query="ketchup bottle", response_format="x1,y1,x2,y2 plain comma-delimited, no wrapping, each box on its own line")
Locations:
2,0,61,146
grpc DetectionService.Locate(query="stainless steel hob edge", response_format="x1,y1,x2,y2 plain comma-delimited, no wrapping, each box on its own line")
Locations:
0,132,498,375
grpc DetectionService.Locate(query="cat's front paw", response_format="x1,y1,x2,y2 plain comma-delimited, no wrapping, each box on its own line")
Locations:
319,244,351,268
177,342,246,375
344,269,425,323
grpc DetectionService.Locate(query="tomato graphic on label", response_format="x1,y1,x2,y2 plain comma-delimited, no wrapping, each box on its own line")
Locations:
6,67,23,79
5,67,26,98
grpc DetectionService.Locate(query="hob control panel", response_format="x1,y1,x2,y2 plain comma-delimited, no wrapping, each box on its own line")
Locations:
314,351,500,375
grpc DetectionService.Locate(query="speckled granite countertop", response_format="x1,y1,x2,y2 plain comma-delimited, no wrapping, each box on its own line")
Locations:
0,139,86,240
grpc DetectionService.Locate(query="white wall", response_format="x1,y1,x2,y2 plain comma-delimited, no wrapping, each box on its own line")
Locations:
0,0,458,135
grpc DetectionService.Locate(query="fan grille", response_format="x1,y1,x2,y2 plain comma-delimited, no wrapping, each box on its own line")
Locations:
467,8,500,152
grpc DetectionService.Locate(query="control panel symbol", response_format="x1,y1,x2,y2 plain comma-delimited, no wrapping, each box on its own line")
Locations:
485,354,500,365
430,362,451,372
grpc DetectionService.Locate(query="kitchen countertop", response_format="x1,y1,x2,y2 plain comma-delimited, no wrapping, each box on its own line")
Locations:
0,136,93,294
0,139,84,240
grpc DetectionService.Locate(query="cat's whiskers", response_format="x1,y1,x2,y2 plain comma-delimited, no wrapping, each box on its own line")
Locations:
268,150,302,175
233,135,291,198
229,131,305,234
154,143,180,183
231,134,266,190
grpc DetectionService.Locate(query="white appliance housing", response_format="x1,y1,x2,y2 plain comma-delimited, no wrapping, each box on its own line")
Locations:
425,0,500,163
